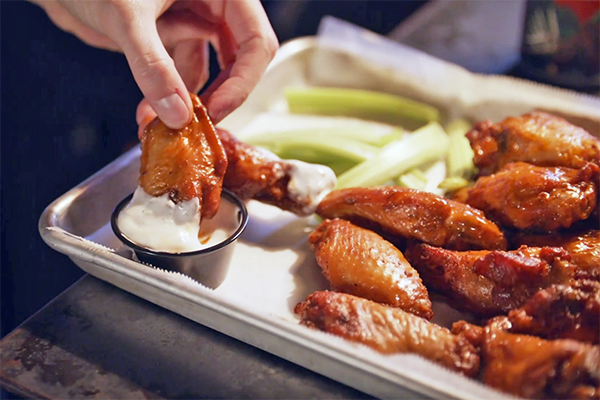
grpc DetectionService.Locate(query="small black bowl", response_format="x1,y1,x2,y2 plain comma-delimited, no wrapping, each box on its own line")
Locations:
111,189,248,289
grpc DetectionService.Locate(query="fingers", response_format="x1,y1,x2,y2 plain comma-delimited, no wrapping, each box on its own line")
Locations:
136,38,209,140
202,0,279,124
109,10,192,130
172,39,210,93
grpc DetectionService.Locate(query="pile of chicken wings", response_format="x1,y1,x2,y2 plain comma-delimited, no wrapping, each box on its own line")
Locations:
294,112,600,399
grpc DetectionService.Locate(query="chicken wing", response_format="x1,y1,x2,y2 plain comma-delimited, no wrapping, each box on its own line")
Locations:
294,291,479,377
308,218,433,319
466,162,599,232
480,324,600,399
514,229,600,281
139,94,228,219
316,187,507,251
505,280,600,344
405,243,574,317
467,112,600,176
217,128,335,215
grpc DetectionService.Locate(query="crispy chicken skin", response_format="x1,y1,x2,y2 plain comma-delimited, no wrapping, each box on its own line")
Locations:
217,128,330,216
316,187,507,251
294,291,480,377
467,112,600,176
308,219,433,319
405,243,574,317
481,325,600,399
505,280,600,344
514,229,600,281
466,162,599,232
139,94,228,220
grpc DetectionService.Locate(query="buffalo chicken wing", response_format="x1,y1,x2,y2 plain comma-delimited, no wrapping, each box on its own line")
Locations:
294,291,480,377
308,218,433,319
505,279,600,344
139,94,228,219
467,112,600,176
405,243,575,317
316,187,507,251
218,128,335,215
514,229,600,281
466,162,598,232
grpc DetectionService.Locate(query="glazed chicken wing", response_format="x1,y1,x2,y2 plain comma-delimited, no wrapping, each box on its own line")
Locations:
505,280,600,344
316,187,507,251
467,112,600,176
218,128,335,215
514,229,600,281
308,218,433,319
405,243,574,317
480,324,600,399
466,162,599,232
140,94,228,219
294,291,479,377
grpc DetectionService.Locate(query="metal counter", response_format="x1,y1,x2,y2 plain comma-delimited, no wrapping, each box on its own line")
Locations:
0,274,382,399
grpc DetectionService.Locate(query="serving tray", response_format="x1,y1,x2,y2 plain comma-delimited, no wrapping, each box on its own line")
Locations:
39,25,600,400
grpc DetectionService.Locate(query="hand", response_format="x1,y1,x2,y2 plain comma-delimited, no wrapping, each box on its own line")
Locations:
32,0,278,131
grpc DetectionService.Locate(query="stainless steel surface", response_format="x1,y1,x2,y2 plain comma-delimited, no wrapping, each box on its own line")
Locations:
0,275,376,399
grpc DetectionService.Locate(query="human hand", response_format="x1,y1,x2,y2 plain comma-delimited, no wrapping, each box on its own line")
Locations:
32,0,278,132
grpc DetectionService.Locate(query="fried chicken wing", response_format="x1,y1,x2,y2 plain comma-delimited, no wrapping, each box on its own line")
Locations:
405,243,574,317
316,187,507,251
308,218,433,319
294,291,479,377
466,162,599,232
467,112,600,176
505,280,600,344
514,229,600,281
140,94,227,219
480,324,600,399
217,128,335,215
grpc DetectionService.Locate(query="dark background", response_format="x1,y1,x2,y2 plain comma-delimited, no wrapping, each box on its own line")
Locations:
0,0,427,339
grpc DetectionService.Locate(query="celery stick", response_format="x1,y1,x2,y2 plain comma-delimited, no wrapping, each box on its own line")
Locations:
326,159,358,176
239,115,404,146
247,132,378,164
336,122,450,189
438,177,470,191
445,119,475,179
285,87,440,127
395,169,427,190
245,126,402,147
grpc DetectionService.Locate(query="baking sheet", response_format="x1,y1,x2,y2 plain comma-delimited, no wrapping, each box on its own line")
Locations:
40,20,600,400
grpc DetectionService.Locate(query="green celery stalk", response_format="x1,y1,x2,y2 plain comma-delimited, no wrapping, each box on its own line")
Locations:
445,119,475,179
438,177,471,191
394,168,428,190
285,87,440,128
245,126,402,147
246,132,378,164
336,122,450,189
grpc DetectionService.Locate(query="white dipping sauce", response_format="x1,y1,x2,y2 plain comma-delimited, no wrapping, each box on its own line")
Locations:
118,186,240,253
257,148,337,215
285,160,337,215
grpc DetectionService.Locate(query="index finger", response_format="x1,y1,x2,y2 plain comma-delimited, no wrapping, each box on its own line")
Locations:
202,0,278,123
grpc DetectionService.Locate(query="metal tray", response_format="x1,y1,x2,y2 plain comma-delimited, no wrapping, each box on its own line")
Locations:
40,36,600,400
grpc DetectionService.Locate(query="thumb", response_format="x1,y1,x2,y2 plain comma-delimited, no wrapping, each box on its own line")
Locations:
115,18,192,129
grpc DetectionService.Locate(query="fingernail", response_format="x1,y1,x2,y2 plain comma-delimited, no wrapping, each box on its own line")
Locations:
153,93,190,129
